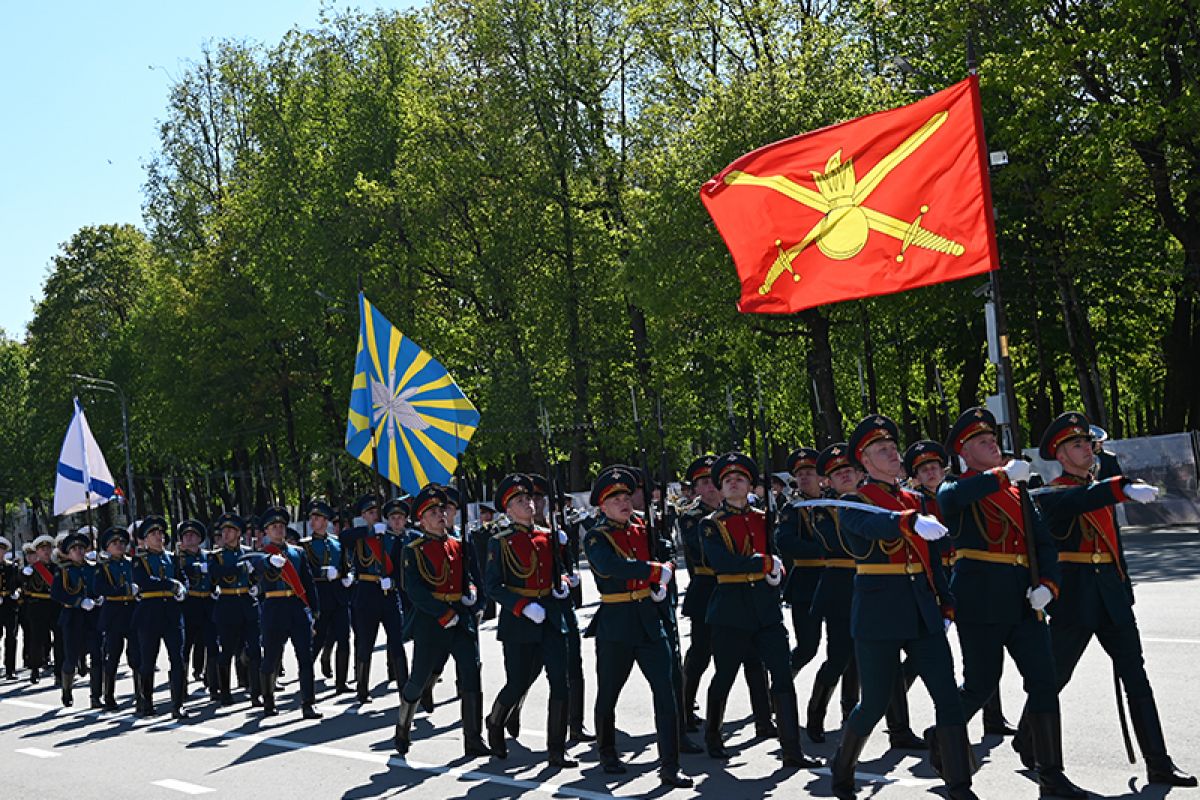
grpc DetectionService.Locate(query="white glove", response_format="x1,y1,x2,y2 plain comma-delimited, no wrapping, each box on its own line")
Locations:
558,530,568,545
304,608,315,627
521,602,546,624
770,555,784,576
462,588,478,607
22,565,33,576
249,584,260,598
174,588,187,602
324,566,339,580
765,570,782,587
373,522,387,534
0,596,4,605
131,583,140,595
1027,585,1053,611
552,580,570,600
1124,483,1159,504
196,561,208,574
86,550,97,561
94,595,105,607
659,561,674,585
81,598,95,611
914,515,948,541
380,577,393,591
268,554,287,569
567,572,580,589
649,584,667,602
211,587,221,599
9,589,19,601
1003,459,1032,484
340,575,354,588
441,611,459,628
943,617,953,632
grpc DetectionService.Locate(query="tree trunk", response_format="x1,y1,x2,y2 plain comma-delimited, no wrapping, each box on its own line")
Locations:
800,308,843,446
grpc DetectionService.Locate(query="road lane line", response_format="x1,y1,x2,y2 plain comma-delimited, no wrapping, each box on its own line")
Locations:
16,747,60,758
1142,637,1200,645
151,779,215,795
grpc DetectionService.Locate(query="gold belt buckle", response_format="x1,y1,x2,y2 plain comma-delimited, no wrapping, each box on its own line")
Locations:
905,562,918,574
1015,554,1027,566
1091,552,1102,564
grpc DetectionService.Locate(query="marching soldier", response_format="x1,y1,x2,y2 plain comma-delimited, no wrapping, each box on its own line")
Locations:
18,534,58,683
177,520,218,698
302,499,353,695
131,515,192,720
700,452,822,769
245,506,322,719
341,494,409,704
394,485,490,757
483,473,576,768
1024,412,1195,787
50,529,102,708
208,512,263,707
467,503,497,621
802,443,862,743
0,537,18,679
905,440,1017,738
583,466,693,787
93,526,139,710
937,407,1085,798
829,416,974,800
777,446,825,677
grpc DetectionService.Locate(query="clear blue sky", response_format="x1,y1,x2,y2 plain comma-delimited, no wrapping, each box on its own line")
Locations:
0,1,413,341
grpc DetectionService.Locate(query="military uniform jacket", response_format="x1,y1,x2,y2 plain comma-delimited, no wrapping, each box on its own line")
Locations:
916,487,955,567
403,531,476,638
19,560,58,601
837,479,953,640
253,544,319,616
700,502,782,630
1035,473,1134,627
937,468,1061,625
775,497,825,606
582,515,670,644
179,550,213,595
209,545,257,597
810,504,856,620
342,525,405,588
302,533,349,601
51,561,98,607
0,559,18,601
679,501,717,619
94,556,137,602
485,521,568,642
132,550,185,599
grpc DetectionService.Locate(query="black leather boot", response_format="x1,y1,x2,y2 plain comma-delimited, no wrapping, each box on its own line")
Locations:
61,667,74,707
747,661,777,737
132,669,145,713
462,691,492,757
568,677,594,741
301,682,323,719
831,727,869,800
937,724,980,800
1030,711,1088,798
506,689,526,738
657,717,693,788
319,642,333,679
597,712,626,773
218,663,233,706
247,666,261,707
170,671,192,720
89,662,103,708
356,660,371,704
840,657,860,722
334,647,351,694
704,693,730,759
1012,709,1035,769
982,690,1017,736
486,699,514,759
674,678,703,753
102,667,118,711
394,694,417,755
1128,695,1197,787
260,671,278,717
420,672,437,714
806,677,837,744
547,699,577,768
775,690,824,768
141,673,157,717
681,650,703,732
885,672,926,750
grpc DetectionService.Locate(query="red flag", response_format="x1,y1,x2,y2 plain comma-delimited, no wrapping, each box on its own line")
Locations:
701,76,999,313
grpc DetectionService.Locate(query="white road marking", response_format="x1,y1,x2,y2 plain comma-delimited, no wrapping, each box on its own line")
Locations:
16,747,60,758
1142,637,1200,645
151,779,215,795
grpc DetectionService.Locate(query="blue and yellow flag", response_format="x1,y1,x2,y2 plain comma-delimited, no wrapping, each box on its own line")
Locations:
345,293,479,493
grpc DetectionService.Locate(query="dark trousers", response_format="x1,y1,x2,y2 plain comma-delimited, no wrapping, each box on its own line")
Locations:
22,599,56,671
0,600,17,673
352,586,406,666
958,617,1058,718
1049,614,1151,699
401,622,481,702
790,599,823,670
815,612,855,686
214,596,261,671
134,599,186,681
848,627,963,737
99,602,138,674
594,635,678,754
708,621,792,698
311,583,351,654
497,632,569,706
260,598,316,702
182,596,218,678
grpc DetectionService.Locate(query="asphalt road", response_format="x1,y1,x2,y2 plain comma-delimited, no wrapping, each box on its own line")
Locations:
2,527,1198,799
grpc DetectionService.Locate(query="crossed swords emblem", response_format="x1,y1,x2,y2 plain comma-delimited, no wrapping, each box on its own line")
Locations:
724,110,966,296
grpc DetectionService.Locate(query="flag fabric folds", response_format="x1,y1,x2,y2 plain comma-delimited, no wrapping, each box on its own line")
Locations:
345,292,479,495
54,397,117,516
701,76,999,314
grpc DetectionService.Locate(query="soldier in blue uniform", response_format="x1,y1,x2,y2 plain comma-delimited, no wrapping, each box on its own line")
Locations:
341,494,409,705
1023,412,1195,787
394,485,489,757
778,447,826,680
483,473,576,767
801,443,861,743
50,530,101,708
208,512,262,707
0,537,17,680
18,534,59,684
245,506,321,719
700,452,822,770
176,519,218,699
583,466,693,788
131,515,192,719
303,499,353,695
936,407,1085,798
93,526,139,710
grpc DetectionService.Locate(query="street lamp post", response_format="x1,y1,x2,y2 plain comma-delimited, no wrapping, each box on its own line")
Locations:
69,374,137,522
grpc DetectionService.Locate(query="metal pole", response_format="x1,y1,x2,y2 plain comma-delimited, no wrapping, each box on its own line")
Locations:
69,374,138,523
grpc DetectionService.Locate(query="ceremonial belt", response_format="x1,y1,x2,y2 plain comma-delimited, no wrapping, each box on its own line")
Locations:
792,559,825,568
188,590,211,598
824,559,856,569
264,589,296,599
431,592,462,602
510,587,552,598
357,574,383,582
139,591,173,599
956,548,1028,567
717,572,765,584
106,595,136,603
1058,551,1115,565
25,591,51,600
600,588,652,603
217,587,251,597
856,562,925,576
691,567,715,577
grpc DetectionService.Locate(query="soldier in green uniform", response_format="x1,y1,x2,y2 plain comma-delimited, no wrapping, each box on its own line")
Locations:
50,530,101,708
700,452,822,769
936,407,1086,798
777,447,825,679
1022,412,1195,787
583,466,693,788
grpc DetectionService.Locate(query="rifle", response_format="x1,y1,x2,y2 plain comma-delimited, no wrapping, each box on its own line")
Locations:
1017,480,1042,622
754,376,778,556
538,404,564,588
